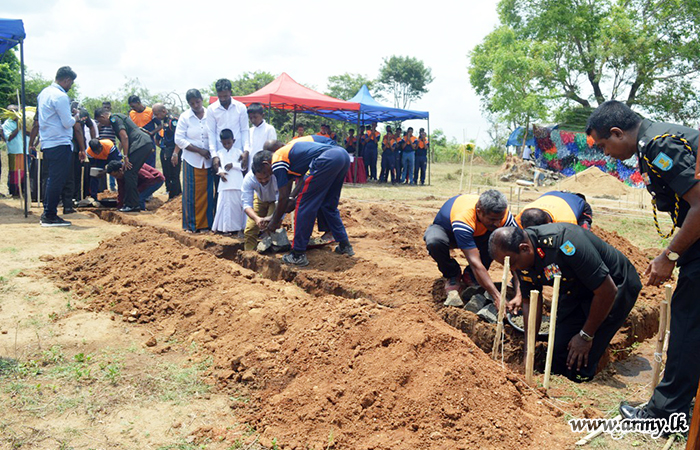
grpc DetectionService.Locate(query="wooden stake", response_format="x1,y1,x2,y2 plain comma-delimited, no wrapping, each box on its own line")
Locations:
651,288,670,392
491,256,511,359
688,379,700,450
543,274,561,390
664,285,672,349
467,145,475,194
525,290,539,386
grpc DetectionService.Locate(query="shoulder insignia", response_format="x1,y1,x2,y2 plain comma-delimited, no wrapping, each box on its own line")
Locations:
109,116,116,123
652,152,673,171
539,236,555,248
544,263,562,281
522,276,533,283
560,240,576,256
638,139,646,149
536,248,545,259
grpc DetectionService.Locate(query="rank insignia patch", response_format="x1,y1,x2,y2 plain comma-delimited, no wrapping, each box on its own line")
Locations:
560,240,576,256
652,152,673,171
537,248,545,258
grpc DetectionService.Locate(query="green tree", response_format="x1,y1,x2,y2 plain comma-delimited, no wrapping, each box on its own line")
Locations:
469,26,552,152
479,0,700,124
207,71,276,97
325,73,375,100
0,49,20,107
377,55,434,109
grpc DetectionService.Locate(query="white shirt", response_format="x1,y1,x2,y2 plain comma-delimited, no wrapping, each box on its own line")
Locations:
37,83,75,149
175,108,210,169
241,171,278,210
247,120,277,171
216,147,243,191
206,98,249,157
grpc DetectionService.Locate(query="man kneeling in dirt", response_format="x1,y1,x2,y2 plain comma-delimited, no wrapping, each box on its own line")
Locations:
516,191,593,230
489,224,641,382
424,190,521,310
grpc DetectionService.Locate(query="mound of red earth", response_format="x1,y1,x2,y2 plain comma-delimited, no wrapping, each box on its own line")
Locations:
48,228,570,449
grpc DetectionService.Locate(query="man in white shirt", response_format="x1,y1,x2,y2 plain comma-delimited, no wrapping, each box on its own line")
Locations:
29,66,78,227
242,150,279,251
247,103,276,172
206,78,249,172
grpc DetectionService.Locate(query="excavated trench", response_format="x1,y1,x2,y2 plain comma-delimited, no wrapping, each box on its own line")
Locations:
91,207,661,373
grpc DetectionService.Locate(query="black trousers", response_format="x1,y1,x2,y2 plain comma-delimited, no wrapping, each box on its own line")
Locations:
647,257,700,419
424,223,492,281
160,146,181,198
124,143,153,208
551,276,641,382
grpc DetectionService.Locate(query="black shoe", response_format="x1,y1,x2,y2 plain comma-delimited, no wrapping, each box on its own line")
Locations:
118,206,141,213
334,242,355,256
40,215,72,227
63,207,76,214
619,403,652,420
281,252,309,266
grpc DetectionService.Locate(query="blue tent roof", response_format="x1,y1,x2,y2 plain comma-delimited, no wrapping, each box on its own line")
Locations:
507,126,536,147
315,85,429,124
0,19,25,57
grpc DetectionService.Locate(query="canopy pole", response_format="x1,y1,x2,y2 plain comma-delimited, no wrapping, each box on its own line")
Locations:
427,116,431,186
292,109,297,138
20,39,28,218
355,111,361,184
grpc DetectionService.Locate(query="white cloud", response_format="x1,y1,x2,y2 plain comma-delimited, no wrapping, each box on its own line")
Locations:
5,0,501,145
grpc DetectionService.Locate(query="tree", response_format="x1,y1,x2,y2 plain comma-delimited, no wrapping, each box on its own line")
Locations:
377,56,434,109
0,49,20,107
207,71,276,97
476,0,700,125
325,73,375,100
469,26,552,149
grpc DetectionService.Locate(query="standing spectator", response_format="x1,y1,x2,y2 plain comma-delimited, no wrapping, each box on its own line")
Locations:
242,150,279,251
72,109,95,202
128,95,161,168
394,127,403,179
98,101,118,192
207,79,249,171
153,103,181,199
212,129,246,234
94,106,154,213
344,128,357,154
401,127,418,184
379,126,395,183
247,103,276,173
174,89,215,232
106,160,164,210
29,66,78,227
362,122,380,181
296,125,305,138
1,105,28,197
414,128,429,185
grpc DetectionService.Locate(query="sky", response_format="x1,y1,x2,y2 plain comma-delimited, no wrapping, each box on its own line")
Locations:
3,0,501,145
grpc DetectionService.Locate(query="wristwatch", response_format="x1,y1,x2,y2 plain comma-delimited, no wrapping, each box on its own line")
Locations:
579,330,594,342
665,248,680,262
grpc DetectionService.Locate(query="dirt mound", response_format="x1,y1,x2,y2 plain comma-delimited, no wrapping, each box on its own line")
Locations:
47,228,569,449
559,166,635,197
497,155,534,180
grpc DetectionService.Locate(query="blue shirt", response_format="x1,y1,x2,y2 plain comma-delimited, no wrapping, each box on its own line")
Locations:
37,83,75,149
2,120,27,155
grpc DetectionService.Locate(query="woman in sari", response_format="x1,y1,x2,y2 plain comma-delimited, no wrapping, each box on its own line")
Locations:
173,89,216,232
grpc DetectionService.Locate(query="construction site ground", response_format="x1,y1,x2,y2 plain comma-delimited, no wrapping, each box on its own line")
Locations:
0,161,687,449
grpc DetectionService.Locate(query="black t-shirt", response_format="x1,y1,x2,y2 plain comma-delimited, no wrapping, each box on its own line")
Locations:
110,113,153,152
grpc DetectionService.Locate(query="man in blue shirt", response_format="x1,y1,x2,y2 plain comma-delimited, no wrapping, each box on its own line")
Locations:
29,66,78,227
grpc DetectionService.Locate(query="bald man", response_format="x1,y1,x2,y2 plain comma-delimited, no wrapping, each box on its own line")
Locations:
153,104,181,199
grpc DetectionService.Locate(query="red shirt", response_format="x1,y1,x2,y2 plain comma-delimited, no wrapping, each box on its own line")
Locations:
116,164,165,207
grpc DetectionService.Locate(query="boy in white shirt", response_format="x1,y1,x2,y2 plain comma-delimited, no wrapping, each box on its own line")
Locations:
211,129,246,235
246,103,277,172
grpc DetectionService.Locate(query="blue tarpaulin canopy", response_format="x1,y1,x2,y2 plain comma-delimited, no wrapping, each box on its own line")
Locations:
317,85,429,124
0,18,25,56
0,18,29,216
507,126,536,147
